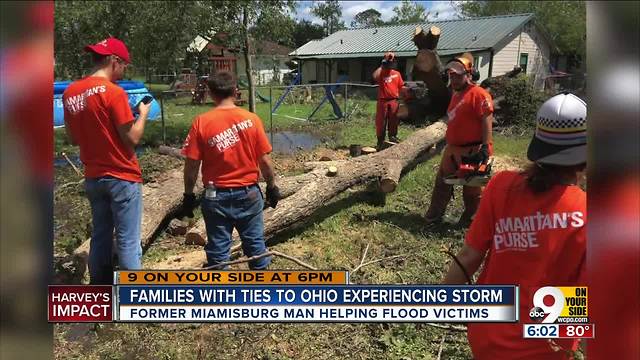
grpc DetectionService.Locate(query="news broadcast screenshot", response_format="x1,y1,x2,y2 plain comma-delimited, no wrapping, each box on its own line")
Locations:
0,1,638,359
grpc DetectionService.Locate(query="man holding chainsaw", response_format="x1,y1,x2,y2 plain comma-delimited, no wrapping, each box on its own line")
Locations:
372,52,405,149
424,53,494,227
442,92,587,359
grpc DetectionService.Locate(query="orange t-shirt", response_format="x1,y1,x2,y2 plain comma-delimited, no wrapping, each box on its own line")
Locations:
63,76,141,182
446,84,493,146
377,69,404,100
465,171,586,360
181,107,272,187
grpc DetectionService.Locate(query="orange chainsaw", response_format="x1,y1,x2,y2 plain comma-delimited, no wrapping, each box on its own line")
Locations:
444,154,493,187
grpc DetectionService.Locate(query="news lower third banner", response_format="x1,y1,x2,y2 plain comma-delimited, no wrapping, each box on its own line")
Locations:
49,271,519,323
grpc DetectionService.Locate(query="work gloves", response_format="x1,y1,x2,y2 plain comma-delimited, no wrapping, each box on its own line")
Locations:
462,144,490,165
178,193,198,218
265,185,282,209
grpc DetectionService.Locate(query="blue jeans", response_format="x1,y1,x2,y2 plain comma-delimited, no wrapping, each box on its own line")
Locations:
84,176,142,284
200,184,271,269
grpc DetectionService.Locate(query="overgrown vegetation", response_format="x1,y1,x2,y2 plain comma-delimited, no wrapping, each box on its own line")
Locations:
491,75,547,129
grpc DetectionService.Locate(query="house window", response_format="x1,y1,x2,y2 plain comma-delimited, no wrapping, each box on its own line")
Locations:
519,53,529,74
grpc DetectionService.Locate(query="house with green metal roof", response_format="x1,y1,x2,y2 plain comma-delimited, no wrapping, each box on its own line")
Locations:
289,13,554,89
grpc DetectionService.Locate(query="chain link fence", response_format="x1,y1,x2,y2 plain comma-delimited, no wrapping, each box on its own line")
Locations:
156,82,382,153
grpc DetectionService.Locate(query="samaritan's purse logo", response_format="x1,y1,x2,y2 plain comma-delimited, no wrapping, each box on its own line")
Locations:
529,286,588,323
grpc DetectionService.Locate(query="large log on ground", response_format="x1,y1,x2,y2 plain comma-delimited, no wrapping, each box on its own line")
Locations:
159,144,326,199
177,121,448,265
72,168,203,278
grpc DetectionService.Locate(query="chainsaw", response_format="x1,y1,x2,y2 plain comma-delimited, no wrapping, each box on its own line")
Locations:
444,154,493,187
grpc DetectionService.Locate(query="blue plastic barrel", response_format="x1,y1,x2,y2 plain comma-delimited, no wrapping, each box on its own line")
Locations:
54,80,161,127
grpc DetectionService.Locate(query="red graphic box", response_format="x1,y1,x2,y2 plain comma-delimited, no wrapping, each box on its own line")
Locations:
48,285,113,322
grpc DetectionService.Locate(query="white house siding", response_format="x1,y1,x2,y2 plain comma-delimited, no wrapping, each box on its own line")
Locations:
493,23,550,89
235,55,292,85
474,51,492,83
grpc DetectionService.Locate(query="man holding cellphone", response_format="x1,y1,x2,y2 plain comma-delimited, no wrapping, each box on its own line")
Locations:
63,37,150,284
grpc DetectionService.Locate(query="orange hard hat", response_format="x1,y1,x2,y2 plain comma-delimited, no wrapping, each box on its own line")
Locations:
446,53,475,76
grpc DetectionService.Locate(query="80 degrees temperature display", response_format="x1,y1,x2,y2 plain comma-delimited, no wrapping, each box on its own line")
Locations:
524,324,595,339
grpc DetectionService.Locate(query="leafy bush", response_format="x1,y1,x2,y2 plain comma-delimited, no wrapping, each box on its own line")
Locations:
491,74,547,129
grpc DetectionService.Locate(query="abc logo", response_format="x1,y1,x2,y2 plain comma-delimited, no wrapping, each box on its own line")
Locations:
529,306,546,322
531,287,565,323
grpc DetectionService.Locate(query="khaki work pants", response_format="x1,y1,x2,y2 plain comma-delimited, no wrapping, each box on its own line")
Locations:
424,144,488,223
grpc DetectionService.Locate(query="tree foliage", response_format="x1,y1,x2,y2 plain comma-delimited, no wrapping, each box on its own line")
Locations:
388,0,432,25
252,8,297,48
457,1,586,59
211,0,296,111
350,9,383,28
311,0,345,35
54,1,217,79
292,19,325,48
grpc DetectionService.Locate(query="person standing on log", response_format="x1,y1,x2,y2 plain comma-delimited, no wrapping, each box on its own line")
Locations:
442,93,587,359
180,71,280,270
373,52,405,149
63,38,150,284
423,53,494,227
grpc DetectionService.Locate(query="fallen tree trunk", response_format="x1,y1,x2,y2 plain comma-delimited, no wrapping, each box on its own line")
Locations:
174,121,447,268
159,144,327,199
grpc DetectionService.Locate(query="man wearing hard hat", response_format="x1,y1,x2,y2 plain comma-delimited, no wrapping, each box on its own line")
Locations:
424,53,495,227
372,52,405,149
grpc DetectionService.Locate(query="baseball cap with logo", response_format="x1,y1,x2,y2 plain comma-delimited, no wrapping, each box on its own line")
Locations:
527,92,587,165
84,37,131,63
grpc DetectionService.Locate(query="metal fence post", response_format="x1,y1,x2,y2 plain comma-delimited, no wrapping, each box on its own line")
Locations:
269,86,274,146
160,91,166,145
344,83,348,120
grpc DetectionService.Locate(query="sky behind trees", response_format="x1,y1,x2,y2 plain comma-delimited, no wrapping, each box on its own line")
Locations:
296,1,461,25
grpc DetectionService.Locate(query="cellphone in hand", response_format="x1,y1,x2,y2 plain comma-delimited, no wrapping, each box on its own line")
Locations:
139,95,153,105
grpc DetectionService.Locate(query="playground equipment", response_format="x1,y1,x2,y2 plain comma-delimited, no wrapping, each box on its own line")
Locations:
307,74,348,120
53,81,161,127
238,79,272,103
270,72,302,113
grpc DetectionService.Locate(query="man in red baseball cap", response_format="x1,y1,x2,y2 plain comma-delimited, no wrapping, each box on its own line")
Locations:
63,37,150,284
84,37,131,64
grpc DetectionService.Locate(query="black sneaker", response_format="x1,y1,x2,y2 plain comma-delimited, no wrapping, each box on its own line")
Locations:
388,136,400,144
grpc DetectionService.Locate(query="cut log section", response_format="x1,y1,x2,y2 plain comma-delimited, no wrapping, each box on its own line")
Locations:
361,147,377,155
413,25,441,50
158,145,185,159
176,121,447,266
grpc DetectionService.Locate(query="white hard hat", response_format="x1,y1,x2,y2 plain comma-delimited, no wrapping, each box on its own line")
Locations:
527,92,587,165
